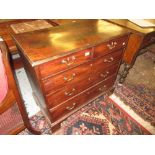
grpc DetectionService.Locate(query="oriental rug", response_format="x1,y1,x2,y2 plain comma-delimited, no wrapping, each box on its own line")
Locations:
19,95,151,135
114,83,155,127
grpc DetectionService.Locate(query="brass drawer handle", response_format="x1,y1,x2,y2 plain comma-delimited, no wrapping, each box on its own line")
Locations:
61,56,76,66
66,102,76,111
84,51,92,57
99,85,107,92
107,41,117,50
63,73,76,82
65,88,76,96
100,71,110,78
122,42,126,46
104,57,114,63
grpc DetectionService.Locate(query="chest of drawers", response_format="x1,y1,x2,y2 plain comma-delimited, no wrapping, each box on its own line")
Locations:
12,20,130,132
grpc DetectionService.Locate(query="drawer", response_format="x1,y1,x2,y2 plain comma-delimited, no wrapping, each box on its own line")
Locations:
42,60,92,94
46,73,117,109
94,35,128,58
49,75,115,122
39,47,94,79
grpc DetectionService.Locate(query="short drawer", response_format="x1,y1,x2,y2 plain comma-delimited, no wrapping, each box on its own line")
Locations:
49,76,115,122
94,35,128,58
39,47,93,79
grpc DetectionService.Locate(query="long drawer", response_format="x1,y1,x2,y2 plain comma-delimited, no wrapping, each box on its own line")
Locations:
49,75,115,122
39,48,93,79
42,49,122,94
94,35,128,58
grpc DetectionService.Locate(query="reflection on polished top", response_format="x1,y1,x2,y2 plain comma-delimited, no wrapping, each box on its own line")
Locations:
107,19,155,34
51,19,84,25
12,20,130,66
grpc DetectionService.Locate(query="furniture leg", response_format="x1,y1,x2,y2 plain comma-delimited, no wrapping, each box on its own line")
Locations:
119,62,131,83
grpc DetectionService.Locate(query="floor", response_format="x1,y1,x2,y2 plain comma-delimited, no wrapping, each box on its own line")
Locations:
15,48,155,134
125,50,155,90
15,68,40,117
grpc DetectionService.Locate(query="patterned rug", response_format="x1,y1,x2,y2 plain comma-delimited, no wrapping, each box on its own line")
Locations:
19,95,151,135
61,115,111,135
115,83,155,127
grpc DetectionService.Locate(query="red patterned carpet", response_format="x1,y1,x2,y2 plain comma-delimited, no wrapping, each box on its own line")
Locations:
115,83,155,127
19,95,151,135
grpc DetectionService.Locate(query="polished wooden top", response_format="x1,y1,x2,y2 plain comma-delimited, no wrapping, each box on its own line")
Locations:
0,19,55,54
12,20,130,66
107,19,155,35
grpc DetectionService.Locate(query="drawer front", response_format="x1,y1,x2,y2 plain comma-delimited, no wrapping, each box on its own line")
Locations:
94,36,128,58
39,48,93,79
42,49,122,94
49,76,115,122
42,60,92,94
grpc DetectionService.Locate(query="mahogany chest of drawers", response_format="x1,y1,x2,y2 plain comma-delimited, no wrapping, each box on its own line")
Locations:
12,20,130,132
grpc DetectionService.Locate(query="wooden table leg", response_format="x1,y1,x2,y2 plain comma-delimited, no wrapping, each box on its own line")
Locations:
119,62,131,83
